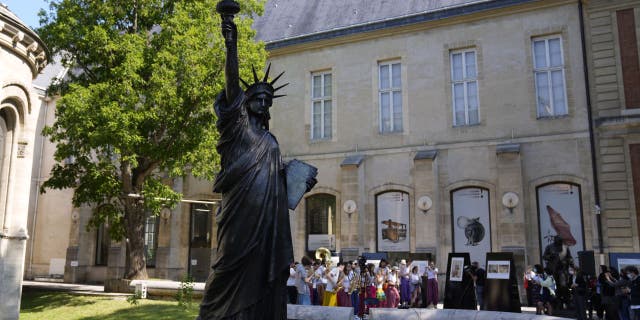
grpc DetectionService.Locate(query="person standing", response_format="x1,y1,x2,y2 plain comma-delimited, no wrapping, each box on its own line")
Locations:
470,261,486,310
410,265,422,307
570,266,588,320
600,266,620,320
287,262,298,304
386,266,401,308
399,259,411,307
315,260,327,305
349,261,361,319
338,263,352,307
296,257,312,305
323,262,344,306
626,266,640,320
424,262,439,308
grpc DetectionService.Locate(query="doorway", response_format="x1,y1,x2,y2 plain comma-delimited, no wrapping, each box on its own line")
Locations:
189,203,213,282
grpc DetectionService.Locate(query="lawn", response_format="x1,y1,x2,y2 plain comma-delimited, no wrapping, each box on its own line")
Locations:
20,289,199,320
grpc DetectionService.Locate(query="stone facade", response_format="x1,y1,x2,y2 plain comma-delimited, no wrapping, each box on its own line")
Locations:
583,0,640,254
0,3,48,319
265,0,596,300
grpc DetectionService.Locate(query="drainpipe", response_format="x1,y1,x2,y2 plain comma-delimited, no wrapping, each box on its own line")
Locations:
578,0,604,257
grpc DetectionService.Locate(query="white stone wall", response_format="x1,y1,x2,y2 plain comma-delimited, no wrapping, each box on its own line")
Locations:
0,8,47,317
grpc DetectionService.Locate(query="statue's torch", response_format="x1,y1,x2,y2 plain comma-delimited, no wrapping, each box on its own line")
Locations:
216,0,241,42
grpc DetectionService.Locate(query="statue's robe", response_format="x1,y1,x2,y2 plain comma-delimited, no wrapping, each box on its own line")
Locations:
199,91,292,320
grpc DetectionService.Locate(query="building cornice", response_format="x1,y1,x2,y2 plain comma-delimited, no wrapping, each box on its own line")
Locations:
0,7,48,78
266,0,575,56
282,131,590,161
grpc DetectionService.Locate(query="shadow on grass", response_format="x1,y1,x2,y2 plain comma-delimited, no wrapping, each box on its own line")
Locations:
80,304,199,320
20,290,96,313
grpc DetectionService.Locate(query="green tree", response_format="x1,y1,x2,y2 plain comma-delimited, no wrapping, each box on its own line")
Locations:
38,0,266,280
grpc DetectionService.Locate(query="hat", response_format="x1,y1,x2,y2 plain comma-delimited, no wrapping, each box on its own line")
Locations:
400,259,407,265
392,266,399,271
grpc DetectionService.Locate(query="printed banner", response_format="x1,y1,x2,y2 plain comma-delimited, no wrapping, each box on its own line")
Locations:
452,188,491,265
537,183,584,266
377,191,410,252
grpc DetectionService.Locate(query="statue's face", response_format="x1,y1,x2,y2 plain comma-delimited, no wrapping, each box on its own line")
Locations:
247,93,272,115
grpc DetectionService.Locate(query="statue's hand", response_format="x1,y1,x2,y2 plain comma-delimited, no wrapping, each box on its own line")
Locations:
221,18,237,43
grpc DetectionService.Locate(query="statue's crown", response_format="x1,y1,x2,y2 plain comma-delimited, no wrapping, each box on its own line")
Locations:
242,64,288,99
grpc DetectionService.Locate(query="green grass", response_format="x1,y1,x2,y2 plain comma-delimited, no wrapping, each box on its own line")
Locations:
20,289,199,320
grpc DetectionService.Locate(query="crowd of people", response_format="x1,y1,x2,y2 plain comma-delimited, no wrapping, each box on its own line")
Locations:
524,263,640,320
286,257,443,319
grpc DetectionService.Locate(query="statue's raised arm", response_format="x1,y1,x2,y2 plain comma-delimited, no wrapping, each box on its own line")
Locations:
218,1,241,104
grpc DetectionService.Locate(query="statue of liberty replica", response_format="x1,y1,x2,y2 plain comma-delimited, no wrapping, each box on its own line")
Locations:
198,1,317,319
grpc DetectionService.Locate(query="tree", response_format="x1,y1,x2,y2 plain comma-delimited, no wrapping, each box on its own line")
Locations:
38,0,266,280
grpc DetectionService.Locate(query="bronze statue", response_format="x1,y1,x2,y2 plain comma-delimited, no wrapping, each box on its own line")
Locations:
198,1,316,319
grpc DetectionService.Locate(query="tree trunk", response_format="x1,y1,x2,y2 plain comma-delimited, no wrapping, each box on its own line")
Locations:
124,204,148,280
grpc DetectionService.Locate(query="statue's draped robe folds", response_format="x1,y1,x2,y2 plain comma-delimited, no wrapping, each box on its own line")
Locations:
199,91,293,320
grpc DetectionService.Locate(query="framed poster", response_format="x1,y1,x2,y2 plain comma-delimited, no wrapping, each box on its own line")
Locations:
449,257,464,282
487,260,510,279
451,188,491,265
537,183,584,266
377,191,410,252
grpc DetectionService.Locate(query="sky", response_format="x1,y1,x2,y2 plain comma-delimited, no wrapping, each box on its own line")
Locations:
1,0,49,30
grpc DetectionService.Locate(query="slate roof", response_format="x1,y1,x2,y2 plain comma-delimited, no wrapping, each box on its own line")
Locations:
254,0,536,48
33,55,67,90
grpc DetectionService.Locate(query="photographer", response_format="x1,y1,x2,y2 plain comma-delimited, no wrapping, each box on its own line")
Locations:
532,264,556,315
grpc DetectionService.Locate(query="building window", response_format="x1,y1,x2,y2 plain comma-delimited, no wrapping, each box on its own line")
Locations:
451,49,479,126
379,61,402,133
616,9,640,109
144,213,159,267
306,194,336,253
532,36,568,117
311,72,332,140
95,223,110,266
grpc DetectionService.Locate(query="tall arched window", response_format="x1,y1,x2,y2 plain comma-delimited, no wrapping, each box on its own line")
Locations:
306,194,336,254
376,191,410,253
0,105,16,233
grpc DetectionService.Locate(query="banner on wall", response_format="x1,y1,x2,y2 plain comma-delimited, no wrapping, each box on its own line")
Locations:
452,188,491,265
537,183,584,266
377,191,410,252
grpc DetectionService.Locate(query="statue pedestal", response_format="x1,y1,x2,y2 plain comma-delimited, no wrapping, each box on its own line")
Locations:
287,304,353,320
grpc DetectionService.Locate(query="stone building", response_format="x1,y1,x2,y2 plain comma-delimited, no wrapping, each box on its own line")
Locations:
0,3,48,318
26,0,618,301
582,0,640,255
260,0,598,284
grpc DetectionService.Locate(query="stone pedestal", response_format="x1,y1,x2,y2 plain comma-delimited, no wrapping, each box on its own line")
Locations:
287,304,353,320
0,236,28,320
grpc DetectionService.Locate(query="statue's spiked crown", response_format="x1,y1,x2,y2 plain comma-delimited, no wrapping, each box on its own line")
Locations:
242,64,288,100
